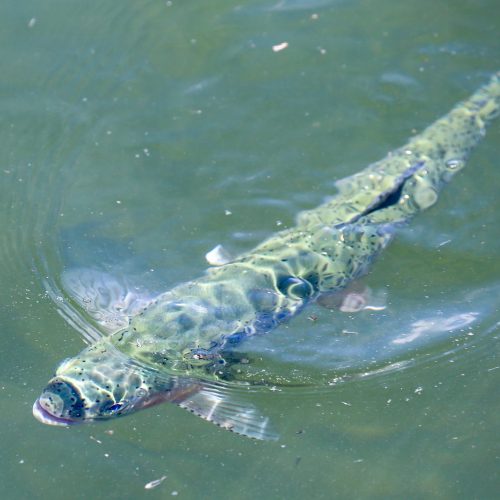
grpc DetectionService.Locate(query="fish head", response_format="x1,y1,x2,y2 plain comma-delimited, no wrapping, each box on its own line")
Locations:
33,342,177,426
33,341,279,440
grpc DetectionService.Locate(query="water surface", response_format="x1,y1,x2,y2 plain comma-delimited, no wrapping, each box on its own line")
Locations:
1,0,499,498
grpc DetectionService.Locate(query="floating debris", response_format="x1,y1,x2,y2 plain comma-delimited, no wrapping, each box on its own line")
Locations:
144,475,167,490
272,42,288,52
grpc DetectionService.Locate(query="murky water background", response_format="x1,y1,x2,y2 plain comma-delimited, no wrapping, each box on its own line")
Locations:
1,0,499,498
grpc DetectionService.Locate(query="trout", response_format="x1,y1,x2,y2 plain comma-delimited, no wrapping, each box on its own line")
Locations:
33,73,500,439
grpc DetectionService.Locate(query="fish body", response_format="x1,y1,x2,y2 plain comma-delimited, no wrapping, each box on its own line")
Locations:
34,73,500,439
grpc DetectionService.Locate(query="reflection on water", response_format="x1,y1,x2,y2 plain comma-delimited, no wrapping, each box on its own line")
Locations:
392,312,478,345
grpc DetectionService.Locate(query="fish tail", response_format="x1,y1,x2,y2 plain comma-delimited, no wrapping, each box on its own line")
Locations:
465,71,500,123
372,71,500,219
406,71,500,169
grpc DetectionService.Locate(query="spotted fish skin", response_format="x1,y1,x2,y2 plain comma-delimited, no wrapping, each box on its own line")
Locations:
113,72,500,372
34,73,500,437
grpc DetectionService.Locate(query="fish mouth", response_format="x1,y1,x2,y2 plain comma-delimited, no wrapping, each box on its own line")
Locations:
32,398,77,426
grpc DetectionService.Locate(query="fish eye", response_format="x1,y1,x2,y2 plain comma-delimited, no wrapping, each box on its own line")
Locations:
107,402,124,413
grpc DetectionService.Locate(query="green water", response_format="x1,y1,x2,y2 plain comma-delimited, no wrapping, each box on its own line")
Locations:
1,0,499,498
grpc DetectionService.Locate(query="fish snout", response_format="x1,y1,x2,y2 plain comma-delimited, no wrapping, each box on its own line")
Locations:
33,378,86,425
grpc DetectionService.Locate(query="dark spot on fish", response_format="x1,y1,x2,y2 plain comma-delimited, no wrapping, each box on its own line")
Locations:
303,272,319,290
277,275,314,299
226,332,245,345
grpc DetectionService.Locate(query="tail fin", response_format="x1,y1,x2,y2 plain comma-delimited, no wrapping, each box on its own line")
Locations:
299,72,500,228
406,71,500,169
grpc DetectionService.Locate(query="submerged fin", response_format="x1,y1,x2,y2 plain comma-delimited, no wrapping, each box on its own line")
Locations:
177,384,278,441
317,283,387,312
62,268,156,333
205,244,234,266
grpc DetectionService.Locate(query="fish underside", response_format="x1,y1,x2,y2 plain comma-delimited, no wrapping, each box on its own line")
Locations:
34,73,500,440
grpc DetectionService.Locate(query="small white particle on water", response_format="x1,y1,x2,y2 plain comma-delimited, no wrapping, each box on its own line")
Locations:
487,366,500,372
414,386,423,395
144,476,167,490
166,1,173,6
82,97,88,102
353,459,363,463
19,459,24,464
28,18,36,28
280,445,286,448
104,453,109,458
276,220,282,226
135,154,141,158
341,401,352,406
272,42,288,52
106,130,112,135
143,148,150,157
438,239,451,247
224,209,232,215
171,491,178,496
311,13,319,20
116,200,121,204
317,47,327,55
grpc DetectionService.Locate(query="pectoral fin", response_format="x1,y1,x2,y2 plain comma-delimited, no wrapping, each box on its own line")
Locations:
176,383,278,441
317,283,387,312
205,244,234,266
61,268,156,333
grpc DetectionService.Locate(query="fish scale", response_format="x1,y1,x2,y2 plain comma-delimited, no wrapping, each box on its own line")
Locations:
34,72,500,440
